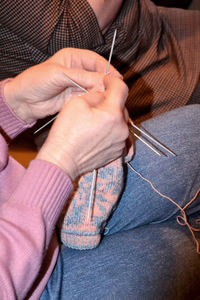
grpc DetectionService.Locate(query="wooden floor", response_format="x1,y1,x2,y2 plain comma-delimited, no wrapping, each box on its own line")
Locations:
9,132,37,168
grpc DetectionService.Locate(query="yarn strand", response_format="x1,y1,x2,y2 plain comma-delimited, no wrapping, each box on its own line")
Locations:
127,162,200,254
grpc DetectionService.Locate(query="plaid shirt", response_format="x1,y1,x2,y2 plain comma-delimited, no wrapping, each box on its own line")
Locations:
0,0,199,121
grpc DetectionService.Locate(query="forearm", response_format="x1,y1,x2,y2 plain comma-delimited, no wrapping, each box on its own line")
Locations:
0,67,129,298
0,155,73,299
0,94,73,298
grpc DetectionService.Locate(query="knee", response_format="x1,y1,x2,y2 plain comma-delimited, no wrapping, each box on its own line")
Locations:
177,104,200,122
174,104,200,138
142,104,200,135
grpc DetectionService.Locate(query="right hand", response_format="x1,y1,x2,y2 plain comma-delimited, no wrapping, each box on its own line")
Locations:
87,0,123,33
37,75,129,180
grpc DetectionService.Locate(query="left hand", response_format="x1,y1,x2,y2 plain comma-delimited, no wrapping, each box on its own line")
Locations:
4,48,121,124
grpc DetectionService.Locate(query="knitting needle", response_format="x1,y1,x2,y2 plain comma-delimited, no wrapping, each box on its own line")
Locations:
60,74,88,93
105,29,174,157
106,29,117,74
34,74,88,134
87,169,97,221
34,115,57,134
133,132,162,156
87,29,118,221
128,118,176,156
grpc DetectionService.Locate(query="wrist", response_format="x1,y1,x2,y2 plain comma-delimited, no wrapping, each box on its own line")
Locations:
36,140,79,181
4,80,35,124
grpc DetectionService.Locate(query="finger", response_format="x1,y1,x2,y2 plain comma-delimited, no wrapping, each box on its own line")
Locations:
123,107,129,123
71,49,121,76
78,90,105,107
102,75,129,110
49,48,122,78
124,135,134,163
55,48,122,77
60,68,105,92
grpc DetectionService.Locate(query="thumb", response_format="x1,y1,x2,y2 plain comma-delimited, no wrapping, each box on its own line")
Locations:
80,75,129,110
102,75,129,110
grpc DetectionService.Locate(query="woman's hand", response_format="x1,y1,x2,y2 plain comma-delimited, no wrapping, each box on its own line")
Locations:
87,0,123,33
37,75,129,180
4,48,121,124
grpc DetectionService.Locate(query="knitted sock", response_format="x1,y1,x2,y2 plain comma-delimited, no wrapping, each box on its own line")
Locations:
59,157,124,250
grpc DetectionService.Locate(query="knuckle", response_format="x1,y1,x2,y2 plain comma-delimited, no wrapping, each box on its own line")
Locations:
119,124,129,142
118,79,129,95
113,110,122,123
123,124,130,140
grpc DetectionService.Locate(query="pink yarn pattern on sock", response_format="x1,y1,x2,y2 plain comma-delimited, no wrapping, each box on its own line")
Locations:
60,158,124,250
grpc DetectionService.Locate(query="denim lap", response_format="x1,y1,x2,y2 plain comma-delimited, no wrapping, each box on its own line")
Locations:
105,105,200,235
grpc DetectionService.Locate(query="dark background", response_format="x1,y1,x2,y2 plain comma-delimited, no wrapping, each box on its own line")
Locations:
152,0,192,8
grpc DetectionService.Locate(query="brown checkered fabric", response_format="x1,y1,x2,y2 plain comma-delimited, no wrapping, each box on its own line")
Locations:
0,0,199,122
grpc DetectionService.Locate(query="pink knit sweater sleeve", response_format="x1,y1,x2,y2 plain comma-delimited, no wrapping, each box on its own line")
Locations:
0,80,73,299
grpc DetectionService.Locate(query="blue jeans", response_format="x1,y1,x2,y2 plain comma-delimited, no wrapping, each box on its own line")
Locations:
41,105,200,299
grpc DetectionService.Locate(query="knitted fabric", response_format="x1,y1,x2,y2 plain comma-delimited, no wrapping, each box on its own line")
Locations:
60,158,124,250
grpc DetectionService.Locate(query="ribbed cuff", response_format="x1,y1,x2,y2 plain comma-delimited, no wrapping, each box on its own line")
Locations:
10,159,73,228
61,231,101,250
0,79,35,139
